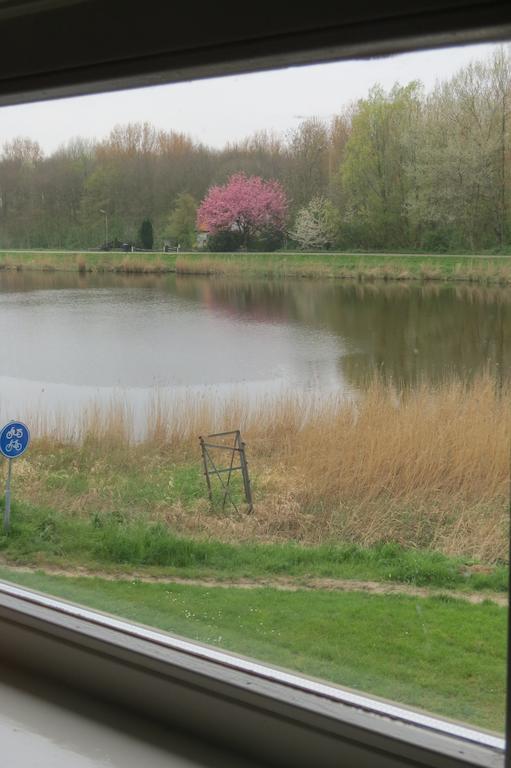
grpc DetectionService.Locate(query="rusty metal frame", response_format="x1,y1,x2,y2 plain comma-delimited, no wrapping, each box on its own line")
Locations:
199,430,253,513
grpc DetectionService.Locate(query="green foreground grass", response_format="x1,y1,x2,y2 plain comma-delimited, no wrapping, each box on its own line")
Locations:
0,501,507,592
0,566,504,732
2,249,511,283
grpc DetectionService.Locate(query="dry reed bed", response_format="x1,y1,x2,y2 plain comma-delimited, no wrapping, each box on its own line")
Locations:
0,255,173,274
19,376,510,562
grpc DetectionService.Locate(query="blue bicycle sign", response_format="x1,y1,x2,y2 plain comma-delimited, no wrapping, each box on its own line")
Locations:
0,421,30,459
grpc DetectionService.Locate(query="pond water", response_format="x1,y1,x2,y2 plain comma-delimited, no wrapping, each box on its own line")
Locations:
0,270,509,428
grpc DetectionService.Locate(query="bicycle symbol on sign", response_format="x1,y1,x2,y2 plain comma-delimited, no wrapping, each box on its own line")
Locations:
0,421,31,533
6,427,23,440
0,422,30,461
5,439,22,453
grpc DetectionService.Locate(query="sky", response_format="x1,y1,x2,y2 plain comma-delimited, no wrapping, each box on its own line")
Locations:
0,42,504,154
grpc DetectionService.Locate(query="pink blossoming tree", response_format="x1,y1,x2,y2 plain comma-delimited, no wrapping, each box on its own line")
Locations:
197,173,288,249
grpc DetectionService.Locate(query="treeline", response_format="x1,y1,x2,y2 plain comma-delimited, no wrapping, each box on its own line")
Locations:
0,47,510,252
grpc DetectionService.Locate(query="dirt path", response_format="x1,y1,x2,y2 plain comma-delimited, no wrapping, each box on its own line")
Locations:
0,559,506,606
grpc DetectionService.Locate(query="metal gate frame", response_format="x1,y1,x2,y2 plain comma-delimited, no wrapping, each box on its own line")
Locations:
199,430,253,513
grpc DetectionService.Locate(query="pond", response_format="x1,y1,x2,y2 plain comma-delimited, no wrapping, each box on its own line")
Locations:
0,270,509,428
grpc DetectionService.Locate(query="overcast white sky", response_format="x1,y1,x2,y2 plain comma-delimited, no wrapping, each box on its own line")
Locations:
0,42,503,154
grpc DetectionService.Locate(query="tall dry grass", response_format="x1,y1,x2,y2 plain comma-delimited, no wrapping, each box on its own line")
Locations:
283,377,509,559
21,375,510,561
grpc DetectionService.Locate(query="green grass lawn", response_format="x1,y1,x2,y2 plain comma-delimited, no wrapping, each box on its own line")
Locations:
0,501,507,592
175,249,511,279
0,566,504,733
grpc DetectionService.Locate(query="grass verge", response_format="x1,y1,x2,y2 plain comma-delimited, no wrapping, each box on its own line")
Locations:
0,502,507,592
175,251,511,284
0,567,504,732
10,375,510,562
2,249,511,283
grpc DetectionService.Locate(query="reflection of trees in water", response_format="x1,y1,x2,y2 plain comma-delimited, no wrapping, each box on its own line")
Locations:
333,283,511,389
5,271,508,392
0,270,175,294
175,275,303,325
175,275,511,390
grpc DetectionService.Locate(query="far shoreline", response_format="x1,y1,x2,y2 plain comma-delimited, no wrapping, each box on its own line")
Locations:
2,249,511,284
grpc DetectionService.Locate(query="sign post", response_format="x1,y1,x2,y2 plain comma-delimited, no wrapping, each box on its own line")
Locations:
0,421,30,534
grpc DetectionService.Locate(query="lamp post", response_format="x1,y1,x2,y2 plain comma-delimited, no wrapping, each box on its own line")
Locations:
99,209,108,248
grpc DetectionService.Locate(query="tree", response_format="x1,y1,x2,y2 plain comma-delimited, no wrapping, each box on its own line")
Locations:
1,46,511,253
164,193,197,248
197,172,288,250
285,118,329,212
207,229,243,252
139,218,153,249
0,138,44,247
410,46,511,251
291,196,339,250
341,83,422,249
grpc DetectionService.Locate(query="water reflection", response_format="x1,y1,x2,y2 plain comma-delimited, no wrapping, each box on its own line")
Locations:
174,276,511,388
0,271,509,424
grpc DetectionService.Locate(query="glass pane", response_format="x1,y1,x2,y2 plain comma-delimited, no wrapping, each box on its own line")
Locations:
0,40,507,738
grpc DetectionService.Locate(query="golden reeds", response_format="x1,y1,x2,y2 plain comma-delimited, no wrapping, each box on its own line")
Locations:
17,374,510,561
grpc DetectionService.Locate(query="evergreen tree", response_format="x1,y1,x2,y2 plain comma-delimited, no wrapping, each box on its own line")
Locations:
139,218,154,250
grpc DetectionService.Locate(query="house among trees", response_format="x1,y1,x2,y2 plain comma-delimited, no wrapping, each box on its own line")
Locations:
196,222,210,249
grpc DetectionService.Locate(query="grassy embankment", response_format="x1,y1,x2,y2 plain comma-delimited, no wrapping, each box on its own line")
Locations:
0,376,507,732
2,249,511,282
0,375,508,578
0,568,505,732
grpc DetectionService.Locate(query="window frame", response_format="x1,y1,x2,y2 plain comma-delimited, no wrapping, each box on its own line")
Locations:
0,580,504,767
0,3,509,765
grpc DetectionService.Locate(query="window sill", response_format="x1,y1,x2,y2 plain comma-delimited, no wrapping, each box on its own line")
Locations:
0,580,503,768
